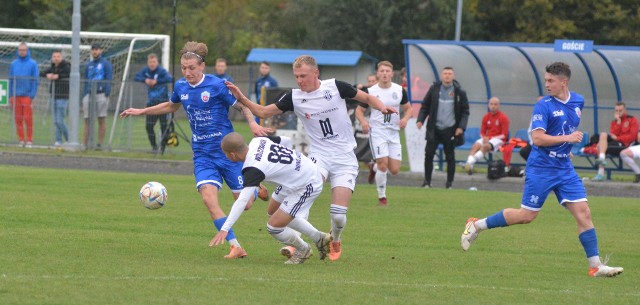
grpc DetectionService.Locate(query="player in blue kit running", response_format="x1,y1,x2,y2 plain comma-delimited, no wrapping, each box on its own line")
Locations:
460,62,623,277
120,41,271,259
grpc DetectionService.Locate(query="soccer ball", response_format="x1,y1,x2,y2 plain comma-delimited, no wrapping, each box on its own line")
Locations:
139,181,167,210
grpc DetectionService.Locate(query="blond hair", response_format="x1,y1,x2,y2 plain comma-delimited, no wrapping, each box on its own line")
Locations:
293,55,317,69
180,41,208,63
377,60,393,70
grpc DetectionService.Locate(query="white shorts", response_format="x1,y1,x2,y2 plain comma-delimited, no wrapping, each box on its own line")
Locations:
271,185,310,219
278,172,323,218
627,145,640,158
474,137,504,152
369,128,402,160
82,93,109,118
308,150,358,191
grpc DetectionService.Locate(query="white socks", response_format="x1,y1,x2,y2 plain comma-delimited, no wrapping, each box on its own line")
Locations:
474,218,488,231
228,239,240,248
330,204,347,242
376,170,388,198
267,224,307,250
467,151,484,165
588,256,603,268
599,153,605,161
621,153,640,174
288,217,322,243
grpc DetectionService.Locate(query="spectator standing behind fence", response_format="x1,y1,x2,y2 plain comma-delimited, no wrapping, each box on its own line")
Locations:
254,61,279,124
416,66,469,189
214,58,233,82
82,43,112,150
134,53,173,152
40,50,70,147
254,61,279,104
9,42,39,148
464,97,510,175
590,102,638,181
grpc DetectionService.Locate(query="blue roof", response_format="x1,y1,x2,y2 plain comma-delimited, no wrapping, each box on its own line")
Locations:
246,48,375,66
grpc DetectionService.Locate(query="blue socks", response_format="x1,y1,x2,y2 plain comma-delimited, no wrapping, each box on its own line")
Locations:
579,228,599,258
213,217,236,241
486,210,508,229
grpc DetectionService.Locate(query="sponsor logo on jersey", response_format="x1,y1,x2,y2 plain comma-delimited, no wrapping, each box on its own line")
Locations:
392,92,398,100
192,132,222,142
323,90,332,101
181,94,188,100
574,107,581,118
201,91,210,103
532,114,543,122
301,99,308,103
552,110,564,117
305,107,339,119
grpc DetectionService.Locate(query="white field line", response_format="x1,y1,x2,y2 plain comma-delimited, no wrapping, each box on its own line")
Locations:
1,273,638,297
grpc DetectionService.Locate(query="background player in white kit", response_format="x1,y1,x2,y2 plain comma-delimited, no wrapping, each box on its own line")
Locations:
210,133,331,264
355,61,412,206
225,55,397,261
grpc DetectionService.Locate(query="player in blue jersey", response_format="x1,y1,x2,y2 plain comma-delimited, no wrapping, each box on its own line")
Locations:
460,62,623,277
120,41,271,259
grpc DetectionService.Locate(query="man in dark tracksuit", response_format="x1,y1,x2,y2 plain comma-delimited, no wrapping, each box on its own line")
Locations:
416,67,469,189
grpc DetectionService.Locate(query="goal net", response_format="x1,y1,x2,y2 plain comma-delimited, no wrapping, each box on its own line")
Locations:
0,28,171,151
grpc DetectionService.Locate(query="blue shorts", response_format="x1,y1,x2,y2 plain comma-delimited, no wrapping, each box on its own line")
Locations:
521,167,587,211
193,146,244,192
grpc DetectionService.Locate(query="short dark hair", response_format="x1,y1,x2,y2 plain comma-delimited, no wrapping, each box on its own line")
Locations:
545,62,571,80
261,61,270,66
615,102,626,108
443,66,454,71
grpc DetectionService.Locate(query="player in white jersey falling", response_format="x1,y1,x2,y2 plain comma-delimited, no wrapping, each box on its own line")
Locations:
210,132,331,264
225,55,397,261
355,61,412,206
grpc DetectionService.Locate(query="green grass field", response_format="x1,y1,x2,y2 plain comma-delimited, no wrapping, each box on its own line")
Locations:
1,165,639,305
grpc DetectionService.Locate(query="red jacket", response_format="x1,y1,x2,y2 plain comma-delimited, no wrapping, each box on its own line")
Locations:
481,111,510,140
610,114,638,147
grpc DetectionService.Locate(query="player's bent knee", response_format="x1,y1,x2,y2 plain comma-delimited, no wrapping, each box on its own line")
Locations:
520,211,538,224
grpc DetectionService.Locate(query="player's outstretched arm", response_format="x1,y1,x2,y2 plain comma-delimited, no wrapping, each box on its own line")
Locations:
226,81,282,120
236,103,273,136
119,101,179,118
209,187,256,247
354,90,398,115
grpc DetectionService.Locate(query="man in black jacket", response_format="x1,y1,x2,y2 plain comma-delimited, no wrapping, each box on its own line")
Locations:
41,50,71,146
416,67,469,188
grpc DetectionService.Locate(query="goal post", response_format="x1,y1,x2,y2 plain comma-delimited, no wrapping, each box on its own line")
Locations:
0,27,170,150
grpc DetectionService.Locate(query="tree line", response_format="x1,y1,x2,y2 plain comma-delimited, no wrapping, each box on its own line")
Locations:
2,0,639,68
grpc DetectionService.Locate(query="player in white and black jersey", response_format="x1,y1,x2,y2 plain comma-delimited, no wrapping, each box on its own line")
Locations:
210,132,331,264
355,61,412,206
225,55,397,261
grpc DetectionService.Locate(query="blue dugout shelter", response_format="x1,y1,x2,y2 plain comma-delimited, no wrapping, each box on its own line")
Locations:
403,40,640,135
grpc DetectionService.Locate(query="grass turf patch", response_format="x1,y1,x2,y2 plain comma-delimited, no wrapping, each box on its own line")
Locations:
1,165,638,305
